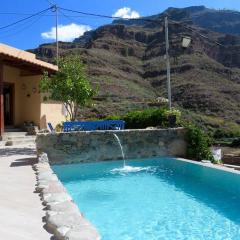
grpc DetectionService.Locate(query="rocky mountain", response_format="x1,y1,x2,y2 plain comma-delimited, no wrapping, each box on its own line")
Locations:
166,6,240,36
30,6,240,136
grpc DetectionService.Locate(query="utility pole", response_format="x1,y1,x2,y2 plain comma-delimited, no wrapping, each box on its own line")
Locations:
51,5,59,65
165,16,172,110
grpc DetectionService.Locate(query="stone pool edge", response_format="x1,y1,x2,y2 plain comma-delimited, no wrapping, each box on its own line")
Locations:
176,157,240,175
34,152,101,240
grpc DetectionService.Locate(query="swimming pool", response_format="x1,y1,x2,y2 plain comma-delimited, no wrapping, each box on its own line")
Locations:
53,158,240,240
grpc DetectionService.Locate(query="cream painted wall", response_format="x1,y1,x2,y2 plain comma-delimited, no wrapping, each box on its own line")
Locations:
3,65,65,129
20,74,41,126
2,65,41,126
40,102,66,129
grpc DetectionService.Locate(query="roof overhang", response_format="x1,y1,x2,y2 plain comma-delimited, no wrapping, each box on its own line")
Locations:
0,43,58,75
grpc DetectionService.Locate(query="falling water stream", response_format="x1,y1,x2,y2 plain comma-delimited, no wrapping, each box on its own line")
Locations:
112,133,150,173
113,133,126,167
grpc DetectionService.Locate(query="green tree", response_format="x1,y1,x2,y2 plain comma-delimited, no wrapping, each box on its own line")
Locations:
40,55,97,121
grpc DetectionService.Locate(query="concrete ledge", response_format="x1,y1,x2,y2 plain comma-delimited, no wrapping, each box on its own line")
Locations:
34,153,101,240
36,128,187,165
178,157,240,175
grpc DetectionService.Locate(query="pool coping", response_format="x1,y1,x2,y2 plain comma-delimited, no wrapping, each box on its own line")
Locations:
176,157,240,175
34,152,101,240
36,152,240,240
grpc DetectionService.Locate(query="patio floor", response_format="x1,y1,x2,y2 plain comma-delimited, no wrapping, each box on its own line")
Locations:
0,145,51,240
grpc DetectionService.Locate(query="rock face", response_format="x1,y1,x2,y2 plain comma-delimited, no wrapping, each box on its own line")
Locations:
30,6,240,132
170,6,240,36
36,128,187,164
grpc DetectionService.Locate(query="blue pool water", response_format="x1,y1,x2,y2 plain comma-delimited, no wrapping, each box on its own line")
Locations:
53,158,240,240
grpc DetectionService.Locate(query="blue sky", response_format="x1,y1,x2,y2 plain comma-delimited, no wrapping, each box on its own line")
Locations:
1,0,240,50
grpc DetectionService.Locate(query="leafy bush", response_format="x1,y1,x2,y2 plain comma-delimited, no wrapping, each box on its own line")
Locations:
181,109,240,139
55,122,63,132
104,108,181,129
165,109,182,127
104,110,215,162
230,138,240,147
213,126,240,139
124,109,157,129
185,124,214,161
124,108,178,129
104,115,121,121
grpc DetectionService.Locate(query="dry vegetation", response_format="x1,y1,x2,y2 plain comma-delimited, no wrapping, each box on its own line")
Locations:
30,6,240,137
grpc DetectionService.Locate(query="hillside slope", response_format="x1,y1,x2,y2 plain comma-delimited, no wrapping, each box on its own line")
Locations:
30,6,240,136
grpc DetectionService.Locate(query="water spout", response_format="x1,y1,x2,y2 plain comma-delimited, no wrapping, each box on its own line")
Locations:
112,133,149,174
113,133,125,167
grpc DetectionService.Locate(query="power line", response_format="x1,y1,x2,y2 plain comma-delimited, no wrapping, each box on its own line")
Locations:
58,9,99,28
44,0,56,6
0,7,51,31
0,12,106,19
0,11,50,35
59,7,230,48
59,7,164,24
60,7,135,20
168,19,225,47
0,12,117,20
0,4,232,50
0,12,54,16
0,11,46,39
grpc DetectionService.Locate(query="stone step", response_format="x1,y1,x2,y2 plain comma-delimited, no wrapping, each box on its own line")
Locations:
0,141,6,147
4,135,36,140
4,128,23,132
223,164,240,171
2,128,36,146
5,138,36,146
2,132,28,140
3,131,27,136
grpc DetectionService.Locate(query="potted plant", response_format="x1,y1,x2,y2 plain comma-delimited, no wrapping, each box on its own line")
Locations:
165,109,181,128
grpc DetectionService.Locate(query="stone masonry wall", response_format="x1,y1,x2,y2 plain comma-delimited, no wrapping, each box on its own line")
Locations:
36,128,187,165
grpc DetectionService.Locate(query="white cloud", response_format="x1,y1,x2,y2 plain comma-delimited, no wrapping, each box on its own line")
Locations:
112,7,140,19
41,23,91,42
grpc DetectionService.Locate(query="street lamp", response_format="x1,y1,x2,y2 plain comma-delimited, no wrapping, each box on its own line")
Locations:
164,15,191,110
164,16,171,110
182,36,191,48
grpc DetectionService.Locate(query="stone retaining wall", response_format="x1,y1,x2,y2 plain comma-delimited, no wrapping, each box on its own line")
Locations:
36,128,187,165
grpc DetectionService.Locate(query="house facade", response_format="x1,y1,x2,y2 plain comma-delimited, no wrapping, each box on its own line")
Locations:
0,43,65,138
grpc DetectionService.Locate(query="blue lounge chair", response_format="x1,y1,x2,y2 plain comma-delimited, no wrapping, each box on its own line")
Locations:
63,120,125,132
47,123,55,133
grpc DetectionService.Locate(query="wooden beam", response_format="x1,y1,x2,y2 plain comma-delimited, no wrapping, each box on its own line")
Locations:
0,62,4,138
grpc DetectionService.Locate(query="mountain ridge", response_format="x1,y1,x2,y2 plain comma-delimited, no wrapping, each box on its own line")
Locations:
29,5,240,136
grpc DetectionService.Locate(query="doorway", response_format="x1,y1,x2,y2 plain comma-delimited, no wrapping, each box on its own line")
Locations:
3,83,14,126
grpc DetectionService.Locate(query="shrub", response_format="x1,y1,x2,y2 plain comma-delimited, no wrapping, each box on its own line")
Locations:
55,122,63,132
213,125,240,139
104,115,121,120
185,124,214,161
104,108,182,129
231,138,240,147
123,108,168,129
164,109,182,127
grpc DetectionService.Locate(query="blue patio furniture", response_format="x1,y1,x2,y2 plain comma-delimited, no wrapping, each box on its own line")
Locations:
47,122,55,133
63,120,125,132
